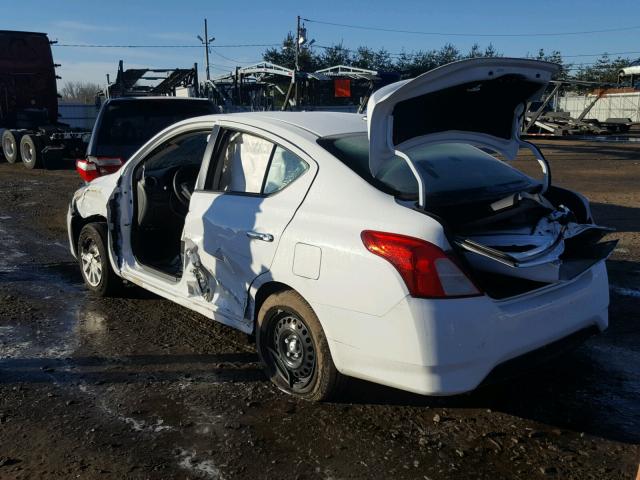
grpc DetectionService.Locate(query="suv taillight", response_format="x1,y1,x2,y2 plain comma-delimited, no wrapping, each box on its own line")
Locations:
361,230,481,298
76,158,99,182
76,156,123,183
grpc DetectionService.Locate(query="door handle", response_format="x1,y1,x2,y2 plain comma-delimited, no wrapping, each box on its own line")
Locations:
246,231,274,242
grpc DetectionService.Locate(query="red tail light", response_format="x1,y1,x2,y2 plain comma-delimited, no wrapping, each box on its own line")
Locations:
76,156,123,183
361,230,481,298
76,158,99,183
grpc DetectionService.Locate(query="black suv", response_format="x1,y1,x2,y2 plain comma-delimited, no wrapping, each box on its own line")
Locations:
76,97,216,182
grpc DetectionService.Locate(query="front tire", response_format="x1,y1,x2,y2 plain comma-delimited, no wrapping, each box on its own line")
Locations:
20,134,42,169
2,130,20,163
77,223,122,297
256,290,344,401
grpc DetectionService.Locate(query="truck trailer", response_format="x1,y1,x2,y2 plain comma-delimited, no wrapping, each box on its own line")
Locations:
0,30,89,169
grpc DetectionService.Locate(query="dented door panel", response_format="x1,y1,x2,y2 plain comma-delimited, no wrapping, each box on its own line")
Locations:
182,174,314,324
180,125,317,324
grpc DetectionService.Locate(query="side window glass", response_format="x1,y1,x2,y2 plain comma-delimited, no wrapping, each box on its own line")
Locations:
263,146,309,195
217,132,274,194
144,132,209,171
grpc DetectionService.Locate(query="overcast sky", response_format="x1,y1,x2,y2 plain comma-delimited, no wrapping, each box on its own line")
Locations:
5,0,640,86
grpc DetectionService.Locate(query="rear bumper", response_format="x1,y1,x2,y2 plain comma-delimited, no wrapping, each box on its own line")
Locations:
479,325,599,387
321,261,609,396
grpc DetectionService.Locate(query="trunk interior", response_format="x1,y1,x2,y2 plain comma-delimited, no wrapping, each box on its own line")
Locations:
428,186,616,299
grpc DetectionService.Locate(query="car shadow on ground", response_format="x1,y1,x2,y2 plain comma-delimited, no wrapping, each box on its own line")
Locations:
42,158,76,171
340,341,639,445
591,202,640,233
0,352,264,385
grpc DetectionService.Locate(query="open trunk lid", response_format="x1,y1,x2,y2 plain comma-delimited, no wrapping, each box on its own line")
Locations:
366,58,559,181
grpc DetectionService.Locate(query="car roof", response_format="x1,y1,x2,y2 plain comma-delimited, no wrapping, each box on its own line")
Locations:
221,111,367,138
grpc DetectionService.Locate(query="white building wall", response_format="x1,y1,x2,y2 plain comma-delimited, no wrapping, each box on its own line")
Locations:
559,93,640,122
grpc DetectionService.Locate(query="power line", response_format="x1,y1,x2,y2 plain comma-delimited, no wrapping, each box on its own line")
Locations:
210,65,235,72
314,43,640,61
561,50,640,58
53,43,279,48
210,49,261,64
304,17,640,37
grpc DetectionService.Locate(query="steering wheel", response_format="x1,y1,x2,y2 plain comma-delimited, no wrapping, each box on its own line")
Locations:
172,165,199,207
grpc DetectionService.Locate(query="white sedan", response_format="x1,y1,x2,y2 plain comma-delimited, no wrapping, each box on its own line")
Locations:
67,58,615,401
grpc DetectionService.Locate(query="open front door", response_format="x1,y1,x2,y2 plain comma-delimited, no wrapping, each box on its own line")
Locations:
182,126,316,328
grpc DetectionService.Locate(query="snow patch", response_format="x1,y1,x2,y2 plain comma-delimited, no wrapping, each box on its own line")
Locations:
0,222,27,272
0,325,32,358
78,383,174,434
119,415,173,433
103,403,174,433
177,449,223,479
78,309,107,335
0,340,33,358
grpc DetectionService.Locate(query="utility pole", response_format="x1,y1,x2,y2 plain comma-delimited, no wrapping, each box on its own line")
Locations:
294,15,301,108
282,15,305,110
197,18,215,81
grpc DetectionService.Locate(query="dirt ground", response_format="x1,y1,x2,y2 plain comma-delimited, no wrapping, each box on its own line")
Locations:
0,140,639,480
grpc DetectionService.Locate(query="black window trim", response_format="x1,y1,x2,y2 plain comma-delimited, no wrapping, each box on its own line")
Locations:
316,132,414,200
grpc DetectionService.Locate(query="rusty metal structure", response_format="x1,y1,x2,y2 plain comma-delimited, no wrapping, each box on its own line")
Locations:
524,80,636,136
105,60,199,98
207,62,399,113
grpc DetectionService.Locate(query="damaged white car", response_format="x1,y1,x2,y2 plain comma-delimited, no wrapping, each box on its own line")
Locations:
67,58,616,401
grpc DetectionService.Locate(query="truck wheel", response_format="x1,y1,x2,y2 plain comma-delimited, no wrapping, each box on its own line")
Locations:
77,223,123,297
256,289,345,401
20,135,42,169
2,130,20,163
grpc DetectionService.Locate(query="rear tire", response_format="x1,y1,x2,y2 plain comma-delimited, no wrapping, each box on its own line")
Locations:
77,223,123,297
2,130,20,163
256,289,345,401
20,134,42,169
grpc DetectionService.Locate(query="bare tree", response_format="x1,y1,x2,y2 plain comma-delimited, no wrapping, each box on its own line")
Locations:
60,81,102,104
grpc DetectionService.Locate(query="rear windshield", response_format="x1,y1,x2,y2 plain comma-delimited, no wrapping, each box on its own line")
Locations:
318,133,537,205
92,100,216,158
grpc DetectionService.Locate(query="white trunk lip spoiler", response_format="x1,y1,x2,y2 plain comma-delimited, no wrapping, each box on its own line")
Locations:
366,58,560,207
